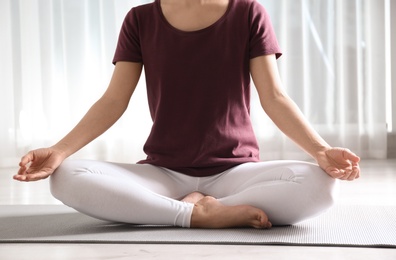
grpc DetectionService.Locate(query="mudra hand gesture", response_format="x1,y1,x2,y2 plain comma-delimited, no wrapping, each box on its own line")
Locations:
316,147,360,181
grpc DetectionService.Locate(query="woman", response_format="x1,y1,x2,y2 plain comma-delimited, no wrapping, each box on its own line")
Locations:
14,0,360,229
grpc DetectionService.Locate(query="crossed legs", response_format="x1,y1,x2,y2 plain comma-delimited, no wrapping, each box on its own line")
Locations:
50,160,336,228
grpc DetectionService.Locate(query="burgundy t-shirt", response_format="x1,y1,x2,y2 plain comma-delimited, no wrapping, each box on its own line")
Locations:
113,0,282,177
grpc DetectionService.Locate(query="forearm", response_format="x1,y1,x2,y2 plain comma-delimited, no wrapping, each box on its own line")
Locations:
250,55,360,180
51,96,127,159
51,62,142,159
265,98,361,180
262,93,330,160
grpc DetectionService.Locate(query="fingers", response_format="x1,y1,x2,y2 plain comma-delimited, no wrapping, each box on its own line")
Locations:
326,163,360,181
339,167,360,181
326,148,361,181
327,168,343,179
13,170,51,182
14,156,32,180
13,173,28,182
14,148,63,182
341,156,360,181
16,152,35,175
14,151,49,182
19,152,34,168
350,162,361,179
339,167,359,181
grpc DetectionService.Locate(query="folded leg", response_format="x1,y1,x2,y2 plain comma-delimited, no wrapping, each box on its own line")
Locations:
199,161,337,225
50,160,195,227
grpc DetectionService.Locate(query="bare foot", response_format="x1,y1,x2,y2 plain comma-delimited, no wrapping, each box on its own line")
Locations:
191,196,272,229
181,191,205,204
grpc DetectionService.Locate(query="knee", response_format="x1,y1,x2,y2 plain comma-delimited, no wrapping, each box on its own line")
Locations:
49,160,79,203
279,162,337,225
301,163,337,214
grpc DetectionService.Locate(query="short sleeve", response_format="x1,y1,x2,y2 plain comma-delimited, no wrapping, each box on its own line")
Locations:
249,2,282,59
112,8,143,64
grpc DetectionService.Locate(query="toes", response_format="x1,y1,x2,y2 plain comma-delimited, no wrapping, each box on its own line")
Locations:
252,212,272,229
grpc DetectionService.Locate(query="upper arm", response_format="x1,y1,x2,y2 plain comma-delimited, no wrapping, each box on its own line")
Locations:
102,61,143,107
250,54,285,109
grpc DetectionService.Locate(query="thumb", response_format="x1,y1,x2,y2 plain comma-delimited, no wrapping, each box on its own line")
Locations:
343,149,360,163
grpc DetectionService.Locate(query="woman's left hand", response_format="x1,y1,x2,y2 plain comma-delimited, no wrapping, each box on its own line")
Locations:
316,147,361,181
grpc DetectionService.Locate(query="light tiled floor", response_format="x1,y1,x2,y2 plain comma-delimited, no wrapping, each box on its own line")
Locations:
1,159,396,260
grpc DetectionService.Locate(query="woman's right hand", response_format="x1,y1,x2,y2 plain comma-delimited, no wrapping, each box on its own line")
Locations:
13,147,66,182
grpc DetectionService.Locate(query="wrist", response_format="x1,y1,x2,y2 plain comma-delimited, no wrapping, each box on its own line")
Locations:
50,143,72,160
311,144,331,162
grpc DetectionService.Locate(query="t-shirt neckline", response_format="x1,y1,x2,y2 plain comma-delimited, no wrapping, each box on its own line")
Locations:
156,0,233,34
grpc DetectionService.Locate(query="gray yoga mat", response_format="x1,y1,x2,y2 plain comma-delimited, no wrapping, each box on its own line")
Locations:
0,205,395,248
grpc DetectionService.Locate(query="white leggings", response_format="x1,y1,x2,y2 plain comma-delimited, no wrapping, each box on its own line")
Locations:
50,160,337,227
